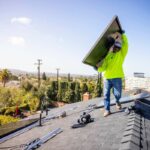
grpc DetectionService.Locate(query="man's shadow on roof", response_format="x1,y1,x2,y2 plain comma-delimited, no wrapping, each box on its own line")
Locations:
110,107,127,115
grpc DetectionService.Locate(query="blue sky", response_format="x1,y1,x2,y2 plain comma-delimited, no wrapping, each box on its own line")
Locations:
0,0,150,76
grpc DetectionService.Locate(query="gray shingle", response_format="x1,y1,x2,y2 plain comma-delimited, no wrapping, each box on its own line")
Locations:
1,95,150,150
120,97,150,150
119,142,140,150
0,97,132,150
123,130,140,139
125,124,140,133
121,134,140,146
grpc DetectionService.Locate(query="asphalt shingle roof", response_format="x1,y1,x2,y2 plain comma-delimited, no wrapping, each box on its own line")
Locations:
0,93,150,150
119,98,150,150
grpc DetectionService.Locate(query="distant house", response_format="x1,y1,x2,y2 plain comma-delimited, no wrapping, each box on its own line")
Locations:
134,72,145,78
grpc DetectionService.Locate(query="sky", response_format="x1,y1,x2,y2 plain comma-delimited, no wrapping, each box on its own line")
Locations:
0,0,150,76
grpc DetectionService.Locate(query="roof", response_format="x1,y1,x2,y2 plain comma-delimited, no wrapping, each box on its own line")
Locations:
119,97,150,150
0,92,150,150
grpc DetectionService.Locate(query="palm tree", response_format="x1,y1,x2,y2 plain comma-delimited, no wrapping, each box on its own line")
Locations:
0,69,11,87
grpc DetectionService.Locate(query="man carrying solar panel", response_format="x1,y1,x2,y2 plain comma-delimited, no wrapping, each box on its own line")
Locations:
96,31,128,117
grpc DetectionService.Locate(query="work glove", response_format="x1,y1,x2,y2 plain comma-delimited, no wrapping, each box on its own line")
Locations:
119,29,125,34
106,36,115,49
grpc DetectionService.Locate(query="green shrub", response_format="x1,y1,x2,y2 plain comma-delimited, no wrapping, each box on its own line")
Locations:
93,81,102,98
21,80,33,92
0,88,12,107
74,82,81,102
0,115,19,126
22,92,40,112
28,97,39,112
57,81,68,101
80,82,88,94
69,82,76,90
46,81,58,101
0,107,7,115
19,104,30,111
4,106,16,115
64,90,73,103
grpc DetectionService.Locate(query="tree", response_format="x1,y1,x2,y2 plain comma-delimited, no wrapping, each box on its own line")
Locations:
64,82,75,103
93,82,102,97
42,72,47,80
21,80,33,92
64,90,74,103
74,82,81,102
46,81,58,101
0,69,11,87
87,81,95,94
57,81,68,101
81,82,88,94
0,88,12,107
10,75,18,80
93,73,103,97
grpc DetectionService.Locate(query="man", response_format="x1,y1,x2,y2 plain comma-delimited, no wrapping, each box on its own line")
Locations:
96,31,128,117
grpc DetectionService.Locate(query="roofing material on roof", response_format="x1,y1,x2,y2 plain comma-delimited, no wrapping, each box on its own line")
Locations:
0,92,150,150
119,98,150,150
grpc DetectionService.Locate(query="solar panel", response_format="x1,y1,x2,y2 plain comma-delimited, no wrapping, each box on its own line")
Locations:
82,15,122,67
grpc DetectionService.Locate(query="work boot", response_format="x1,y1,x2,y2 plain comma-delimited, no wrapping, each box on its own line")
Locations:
103,110,111,117
116,102,122,110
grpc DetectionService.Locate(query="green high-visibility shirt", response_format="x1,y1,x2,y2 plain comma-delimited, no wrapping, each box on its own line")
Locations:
98,34,128,79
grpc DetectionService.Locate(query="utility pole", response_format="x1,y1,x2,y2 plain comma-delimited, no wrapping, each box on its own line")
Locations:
56,68,60,90
98,72,102,97
98,72,102,85
35,59,42,88
68,73,70,82
35,59,42,126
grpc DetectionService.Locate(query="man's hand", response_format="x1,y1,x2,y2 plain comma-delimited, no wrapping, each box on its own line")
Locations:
108,32,122,53
111,32,121,41
120,29,125,34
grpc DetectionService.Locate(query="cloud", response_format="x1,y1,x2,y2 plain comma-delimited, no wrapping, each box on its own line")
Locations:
11,17,32,25
8,36,25,46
